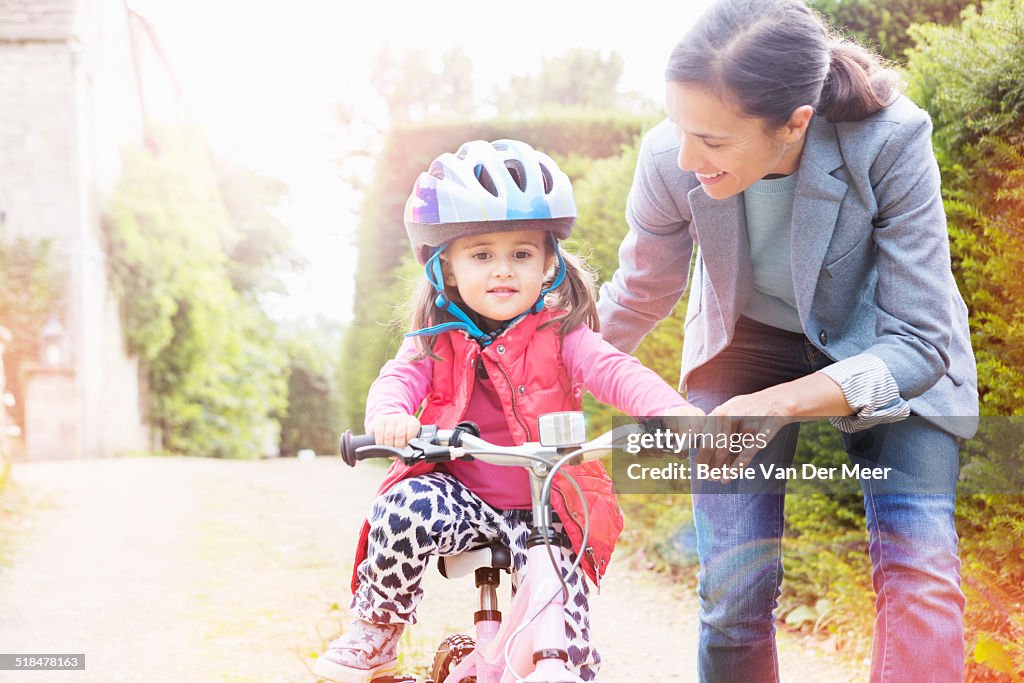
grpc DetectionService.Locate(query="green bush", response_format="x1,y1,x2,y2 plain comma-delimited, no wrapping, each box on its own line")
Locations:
905,4,1024,673
279,323,344,457
809,0,978,62
104,128,288,458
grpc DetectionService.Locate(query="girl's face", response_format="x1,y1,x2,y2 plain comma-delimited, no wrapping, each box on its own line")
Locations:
665,82,813,200
442,230,554,332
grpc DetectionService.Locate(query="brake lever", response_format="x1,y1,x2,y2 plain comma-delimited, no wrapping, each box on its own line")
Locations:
405,435,454,464
354,444,408,460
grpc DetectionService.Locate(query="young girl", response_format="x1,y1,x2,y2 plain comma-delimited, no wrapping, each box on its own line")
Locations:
314,139,701,683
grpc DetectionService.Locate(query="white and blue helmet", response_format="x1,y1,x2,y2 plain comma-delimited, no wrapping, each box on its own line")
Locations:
404,139,576,265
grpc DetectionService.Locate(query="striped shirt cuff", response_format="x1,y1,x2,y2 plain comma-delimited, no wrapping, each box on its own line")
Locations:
818,353,911,433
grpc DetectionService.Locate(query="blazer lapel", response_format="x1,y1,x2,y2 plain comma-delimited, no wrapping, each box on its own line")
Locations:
688,186,752,328
791,116,847,321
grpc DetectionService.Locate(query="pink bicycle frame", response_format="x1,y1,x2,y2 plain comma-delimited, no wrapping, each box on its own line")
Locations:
441,540,583,683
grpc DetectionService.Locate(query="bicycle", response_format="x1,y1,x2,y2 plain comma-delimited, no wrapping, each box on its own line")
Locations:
337,411,638,683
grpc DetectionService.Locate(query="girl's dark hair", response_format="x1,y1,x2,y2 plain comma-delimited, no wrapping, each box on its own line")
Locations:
405,238,599,360
665,0,902,125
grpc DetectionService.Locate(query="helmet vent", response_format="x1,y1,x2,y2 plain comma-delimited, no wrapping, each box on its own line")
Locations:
539,163,554,194
428,160,446,180
492,142,509,151
504,160,527,191
456,145,470,160
474,164,499,197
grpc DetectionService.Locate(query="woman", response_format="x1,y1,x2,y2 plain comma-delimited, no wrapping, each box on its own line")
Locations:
597,1,978,681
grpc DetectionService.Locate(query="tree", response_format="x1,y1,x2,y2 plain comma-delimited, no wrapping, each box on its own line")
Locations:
809,0,978,62
493,48,627,115
104,126,290,458
216,162,306,297
279,319,344,457
371,45,476,123
0,234,64,432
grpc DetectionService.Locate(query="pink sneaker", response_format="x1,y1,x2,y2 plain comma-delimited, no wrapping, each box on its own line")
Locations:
313,619,405,683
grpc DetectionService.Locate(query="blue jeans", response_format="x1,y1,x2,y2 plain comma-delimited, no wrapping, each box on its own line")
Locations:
686,316,965,683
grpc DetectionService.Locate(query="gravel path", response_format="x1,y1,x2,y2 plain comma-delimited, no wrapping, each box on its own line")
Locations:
0,457,866,682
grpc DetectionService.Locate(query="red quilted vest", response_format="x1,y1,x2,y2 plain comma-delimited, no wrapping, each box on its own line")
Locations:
350,310,624,592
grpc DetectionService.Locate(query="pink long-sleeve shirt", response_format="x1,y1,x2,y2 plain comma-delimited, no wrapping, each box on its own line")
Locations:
365,324,689,509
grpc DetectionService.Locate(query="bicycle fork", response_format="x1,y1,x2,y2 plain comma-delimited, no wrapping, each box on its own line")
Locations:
471,542,582,683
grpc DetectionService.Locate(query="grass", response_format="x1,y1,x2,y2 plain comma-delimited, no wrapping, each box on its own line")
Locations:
0,463,49,569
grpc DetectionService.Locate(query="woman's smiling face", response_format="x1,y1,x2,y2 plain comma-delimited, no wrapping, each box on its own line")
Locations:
665,81,813,200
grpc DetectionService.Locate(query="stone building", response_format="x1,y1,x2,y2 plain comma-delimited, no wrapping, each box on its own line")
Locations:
0,0,180,458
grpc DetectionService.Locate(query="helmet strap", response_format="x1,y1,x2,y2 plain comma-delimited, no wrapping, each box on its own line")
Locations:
532,233,566,314
406,235,567,346
406,245,498,347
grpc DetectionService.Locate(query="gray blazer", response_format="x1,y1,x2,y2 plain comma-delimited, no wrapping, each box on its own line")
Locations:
597,96,979,438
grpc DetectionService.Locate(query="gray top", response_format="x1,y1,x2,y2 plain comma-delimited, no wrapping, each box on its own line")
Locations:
742,174,802,333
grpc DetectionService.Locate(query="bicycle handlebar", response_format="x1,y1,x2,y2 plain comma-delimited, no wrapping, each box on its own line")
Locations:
338,421,637,469
338,431,378,466
339,419,648,608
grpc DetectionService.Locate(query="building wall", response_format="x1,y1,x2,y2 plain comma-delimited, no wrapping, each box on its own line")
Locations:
23,368,77,460
1,0,152,459
0,41,77,242
73,0,150,457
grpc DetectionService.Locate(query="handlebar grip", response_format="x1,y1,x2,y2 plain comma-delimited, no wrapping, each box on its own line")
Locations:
339,430,377,467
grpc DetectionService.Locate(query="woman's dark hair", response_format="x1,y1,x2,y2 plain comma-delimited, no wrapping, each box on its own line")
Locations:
665,0,902,125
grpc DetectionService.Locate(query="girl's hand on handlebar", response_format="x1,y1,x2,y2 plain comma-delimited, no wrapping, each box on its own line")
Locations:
371,414,421,449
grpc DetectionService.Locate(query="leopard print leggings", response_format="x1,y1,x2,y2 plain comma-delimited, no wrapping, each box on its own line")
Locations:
351,472,599,681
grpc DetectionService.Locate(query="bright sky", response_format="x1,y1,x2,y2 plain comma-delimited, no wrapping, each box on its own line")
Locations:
130,0,715,324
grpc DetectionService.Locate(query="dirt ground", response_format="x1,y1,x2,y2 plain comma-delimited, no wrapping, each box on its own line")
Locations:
0,457,867,682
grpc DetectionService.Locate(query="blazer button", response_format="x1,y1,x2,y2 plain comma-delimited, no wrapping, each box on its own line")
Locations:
496,345,505,354
518,385,526,394
819,329,828,345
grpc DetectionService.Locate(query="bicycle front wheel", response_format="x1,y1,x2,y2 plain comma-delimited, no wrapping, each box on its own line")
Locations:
431,633,476,682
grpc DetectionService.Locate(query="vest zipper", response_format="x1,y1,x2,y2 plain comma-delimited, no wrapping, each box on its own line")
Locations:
493,359,531,441
552,485,601,594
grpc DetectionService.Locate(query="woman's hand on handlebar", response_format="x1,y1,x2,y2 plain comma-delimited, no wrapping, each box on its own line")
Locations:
370,414,421,449
663,401,706,418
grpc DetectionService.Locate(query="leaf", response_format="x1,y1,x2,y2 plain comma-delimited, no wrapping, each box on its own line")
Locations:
785,605,817,627
813,599,837,633
973,634,1021,680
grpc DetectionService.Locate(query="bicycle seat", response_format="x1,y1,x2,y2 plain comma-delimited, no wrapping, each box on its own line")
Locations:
437,543,512,579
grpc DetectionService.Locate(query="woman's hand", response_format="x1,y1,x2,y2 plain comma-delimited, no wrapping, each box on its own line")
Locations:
699,373,853,475
663,402,706,418
702,391,792,474
709,372,852,421
370,414,421,449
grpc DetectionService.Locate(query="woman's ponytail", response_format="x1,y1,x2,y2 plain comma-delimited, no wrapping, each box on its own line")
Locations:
818,41,903,122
